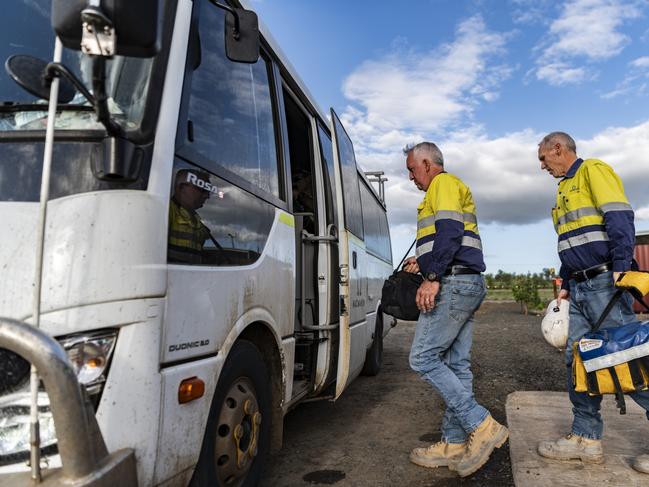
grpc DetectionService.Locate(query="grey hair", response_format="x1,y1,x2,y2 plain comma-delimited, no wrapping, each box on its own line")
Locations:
403,142,444,167
539,132,577,154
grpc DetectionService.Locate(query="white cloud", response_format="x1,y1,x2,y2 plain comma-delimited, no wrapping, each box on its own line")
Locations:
636,206,649,221
601,55,649,99
533,0,644,85
631,56,649,68
341,15,511,141
364,121,649,232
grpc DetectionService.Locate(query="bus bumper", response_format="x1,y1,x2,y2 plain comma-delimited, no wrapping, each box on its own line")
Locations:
0,318,138,487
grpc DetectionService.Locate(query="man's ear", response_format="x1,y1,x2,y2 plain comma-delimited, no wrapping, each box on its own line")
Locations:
423,159,431,172
555,143,561,155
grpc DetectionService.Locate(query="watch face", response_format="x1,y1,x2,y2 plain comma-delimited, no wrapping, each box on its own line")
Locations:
426,272,438,282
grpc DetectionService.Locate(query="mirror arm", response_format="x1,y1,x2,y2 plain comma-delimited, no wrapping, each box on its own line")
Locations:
208,0,241,39
91,57,122,137
44,62,95,105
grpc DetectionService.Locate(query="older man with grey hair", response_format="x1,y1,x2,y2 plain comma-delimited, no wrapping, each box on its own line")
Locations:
403,142,508,477
537,131,649,474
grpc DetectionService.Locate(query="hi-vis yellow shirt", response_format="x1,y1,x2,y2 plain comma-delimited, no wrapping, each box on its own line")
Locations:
552,158,634,289
415,172,485,276
168,199,211,264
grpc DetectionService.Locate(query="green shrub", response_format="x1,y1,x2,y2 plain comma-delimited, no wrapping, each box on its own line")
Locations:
512,275,542,315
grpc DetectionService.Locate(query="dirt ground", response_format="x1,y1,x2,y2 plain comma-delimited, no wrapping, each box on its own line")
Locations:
261,301,568,487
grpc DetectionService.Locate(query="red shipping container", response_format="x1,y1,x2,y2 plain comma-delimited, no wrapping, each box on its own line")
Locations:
633,232,649,314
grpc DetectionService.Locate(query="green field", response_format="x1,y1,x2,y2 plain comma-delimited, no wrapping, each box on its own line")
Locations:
486,287,556,302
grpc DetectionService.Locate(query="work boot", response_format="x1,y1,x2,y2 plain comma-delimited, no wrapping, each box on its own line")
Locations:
633,454,649,474
455,415,509,477
409,441,465,469
537,433,604,464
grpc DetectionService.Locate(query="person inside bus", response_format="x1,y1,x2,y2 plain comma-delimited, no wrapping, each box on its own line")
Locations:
168,168,212,264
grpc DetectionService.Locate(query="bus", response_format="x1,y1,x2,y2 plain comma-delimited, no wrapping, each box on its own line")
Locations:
0,1,393,486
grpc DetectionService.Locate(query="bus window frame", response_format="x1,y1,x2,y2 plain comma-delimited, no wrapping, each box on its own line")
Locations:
0,0,177,146
174,0,288,212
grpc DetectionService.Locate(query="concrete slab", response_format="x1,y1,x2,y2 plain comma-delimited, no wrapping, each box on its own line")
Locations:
506,391,649,487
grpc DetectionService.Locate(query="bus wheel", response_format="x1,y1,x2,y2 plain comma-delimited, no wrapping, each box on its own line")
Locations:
361,314,383,376
191,340,271,487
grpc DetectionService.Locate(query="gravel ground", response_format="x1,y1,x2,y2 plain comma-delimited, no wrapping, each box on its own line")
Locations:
260,302,569,487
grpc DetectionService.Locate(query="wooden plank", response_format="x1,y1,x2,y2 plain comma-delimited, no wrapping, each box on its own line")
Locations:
506,391,649,487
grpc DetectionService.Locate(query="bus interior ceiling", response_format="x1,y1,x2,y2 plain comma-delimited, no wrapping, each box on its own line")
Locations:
283,88,320,385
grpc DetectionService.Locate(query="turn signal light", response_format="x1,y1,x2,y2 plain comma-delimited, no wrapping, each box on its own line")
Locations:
178,377,205,404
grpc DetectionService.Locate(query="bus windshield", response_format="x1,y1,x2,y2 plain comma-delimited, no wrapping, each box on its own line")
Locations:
0,0,153,132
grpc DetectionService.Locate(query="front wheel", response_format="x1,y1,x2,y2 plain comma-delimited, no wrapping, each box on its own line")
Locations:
362,314,383,376
190,340,271,487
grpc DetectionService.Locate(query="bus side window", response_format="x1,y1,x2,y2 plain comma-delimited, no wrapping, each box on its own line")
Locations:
331,115,363,239
317,125,337,226
360,182,392,262
181,2,281,199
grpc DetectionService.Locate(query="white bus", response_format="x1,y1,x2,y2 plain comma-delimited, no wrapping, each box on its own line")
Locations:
0,1,393,486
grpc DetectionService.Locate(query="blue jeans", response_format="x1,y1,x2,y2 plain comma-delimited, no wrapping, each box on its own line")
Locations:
409,274,489,444
566,271,649,439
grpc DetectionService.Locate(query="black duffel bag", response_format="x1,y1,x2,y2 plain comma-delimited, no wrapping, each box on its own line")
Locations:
381,239,422,321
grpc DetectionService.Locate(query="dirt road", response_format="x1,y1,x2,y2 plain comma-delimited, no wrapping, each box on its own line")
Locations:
261,302,566,486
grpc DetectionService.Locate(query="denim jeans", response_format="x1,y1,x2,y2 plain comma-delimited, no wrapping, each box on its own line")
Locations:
566,270,649,439
409,274,489,444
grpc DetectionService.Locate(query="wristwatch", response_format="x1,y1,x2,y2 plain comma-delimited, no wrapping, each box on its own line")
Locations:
425,272,439,282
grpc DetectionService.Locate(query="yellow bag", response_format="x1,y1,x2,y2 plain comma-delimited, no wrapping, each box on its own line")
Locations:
573,342,649,394
572,272,649,414
616,270,649,297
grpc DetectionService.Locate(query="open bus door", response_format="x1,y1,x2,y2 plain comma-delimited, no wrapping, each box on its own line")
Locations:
330,109,363,399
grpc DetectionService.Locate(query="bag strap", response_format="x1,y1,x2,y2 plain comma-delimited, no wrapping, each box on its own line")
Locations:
593,287,649,332
395,239,417,270
593,288,624,332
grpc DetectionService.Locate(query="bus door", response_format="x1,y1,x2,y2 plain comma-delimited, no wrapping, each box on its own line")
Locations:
282,86,338,398
330,109,367,399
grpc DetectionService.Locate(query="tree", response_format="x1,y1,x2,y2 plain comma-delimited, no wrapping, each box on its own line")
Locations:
512,274,541,315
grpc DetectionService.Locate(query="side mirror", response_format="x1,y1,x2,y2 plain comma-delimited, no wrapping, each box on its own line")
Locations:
51,0,160,58
5,55,76,103
224,8,260,63
208,2,259,63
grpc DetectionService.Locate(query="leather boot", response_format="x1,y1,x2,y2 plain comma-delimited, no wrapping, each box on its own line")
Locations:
537,433,604,464
633,454,649,474
409,441,465,469
455,415,509,477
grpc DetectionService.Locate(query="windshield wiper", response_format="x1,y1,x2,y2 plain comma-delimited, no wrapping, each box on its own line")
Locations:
0,103,95,113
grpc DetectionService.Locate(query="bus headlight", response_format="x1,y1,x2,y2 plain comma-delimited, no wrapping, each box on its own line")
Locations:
59,330,118,396
0,392,56,458
0,330,117,461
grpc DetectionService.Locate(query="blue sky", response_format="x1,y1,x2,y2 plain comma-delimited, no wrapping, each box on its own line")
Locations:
250,0,649,274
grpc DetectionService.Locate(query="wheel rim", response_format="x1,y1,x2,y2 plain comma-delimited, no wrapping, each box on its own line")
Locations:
214,377,262,486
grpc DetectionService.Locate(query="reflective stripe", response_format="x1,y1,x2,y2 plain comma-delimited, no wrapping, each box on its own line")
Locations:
557,206,600,225
557,231,609,253
461,236,482,250
418,212,477,229
434,210,464,223
463,213,477,224
417,215,436,232
416,241,434,258
599,202,633,213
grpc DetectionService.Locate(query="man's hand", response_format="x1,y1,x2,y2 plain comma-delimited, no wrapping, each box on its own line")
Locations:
556,288,570,306
403,256,420,274
416,280,440,313
613,271,622,284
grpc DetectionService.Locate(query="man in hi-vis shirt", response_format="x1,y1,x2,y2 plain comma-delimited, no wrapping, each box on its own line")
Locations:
403,142,508,477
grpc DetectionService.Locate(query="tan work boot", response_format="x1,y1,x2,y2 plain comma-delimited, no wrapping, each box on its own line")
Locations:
633,454,649,474
537,433,604,464
409,441,466,469
455,415,509,477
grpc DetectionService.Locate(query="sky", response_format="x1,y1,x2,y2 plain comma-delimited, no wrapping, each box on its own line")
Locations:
249,0,649,274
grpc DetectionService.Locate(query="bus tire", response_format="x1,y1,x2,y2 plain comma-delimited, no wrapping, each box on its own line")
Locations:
190,340,271,487
361,313,383,376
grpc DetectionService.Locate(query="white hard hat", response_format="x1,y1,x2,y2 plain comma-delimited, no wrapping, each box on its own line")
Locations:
541,299,569,349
